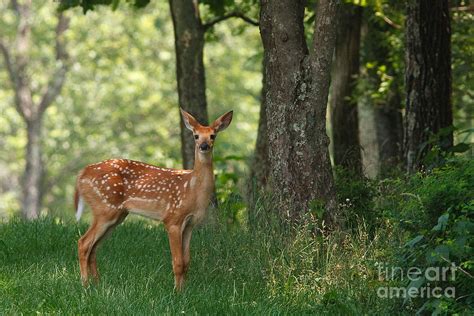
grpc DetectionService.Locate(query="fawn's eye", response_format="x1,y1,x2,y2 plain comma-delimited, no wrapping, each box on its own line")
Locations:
194,135,199,140
210,134,216,140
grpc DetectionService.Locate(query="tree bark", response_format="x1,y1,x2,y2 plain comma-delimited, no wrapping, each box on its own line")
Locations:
169,0,209,170
404,0,453,172
330,3,362,174
308,0,340,228
23,119,43,219
259,0,339,227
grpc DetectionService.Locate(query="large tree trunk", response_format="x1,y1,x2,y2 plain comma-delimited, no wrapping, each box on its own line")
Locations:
23,119,43,219
259,0,339,227
169,0,209,169
404,0,453,172
330,3,362,174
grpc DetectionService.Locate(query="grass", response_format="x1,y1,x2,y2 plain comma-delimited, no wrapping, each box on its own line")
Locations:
0,216,401,314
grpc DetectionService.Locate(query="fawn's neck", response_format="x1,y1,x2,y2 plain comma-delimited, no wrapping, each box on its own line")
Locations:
192,150,214,181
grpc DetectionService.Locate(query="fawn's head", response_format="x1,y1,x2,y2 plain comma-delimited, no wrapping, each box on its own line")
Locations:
180,108,233,154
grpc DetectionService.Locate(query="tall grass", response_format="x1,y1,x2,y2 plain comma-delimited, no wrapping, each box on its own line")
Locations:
0,214,403,315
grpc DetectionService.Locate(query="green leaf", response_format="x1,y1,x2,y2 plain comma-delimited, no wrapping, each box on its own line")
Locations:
426,245,450,263
405,235,424,248
432,213,449,232
112,0,120,10
453,220,474,235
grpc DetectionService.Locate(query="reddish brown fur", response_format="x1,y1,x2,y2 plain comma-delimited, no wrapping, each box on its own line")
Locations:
75,109,233,290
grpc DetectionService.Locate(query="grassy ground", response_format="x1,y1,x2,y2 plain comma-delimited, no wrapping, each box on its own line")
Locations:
0,217,400,315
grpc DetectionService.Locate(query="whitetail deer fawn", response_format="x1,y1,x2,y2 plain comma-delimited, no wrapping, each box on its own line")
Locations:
74,108,233,290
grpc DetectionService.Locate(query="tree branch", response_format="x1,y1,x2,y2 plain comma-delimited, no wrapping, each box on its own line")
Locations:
0,40,17,87
0,40,27,120
38,13,70,115
203,11,259,31
375,12,401,29
451,5,474,13
12,0,34,121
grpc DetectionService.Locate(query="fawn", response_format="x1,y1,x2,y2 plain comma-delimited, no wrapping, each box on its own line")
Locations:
74,108,233,290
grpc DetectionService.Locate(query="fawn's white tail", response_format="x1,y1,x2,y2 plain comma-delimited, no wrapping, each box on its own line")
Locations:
76,196,84,221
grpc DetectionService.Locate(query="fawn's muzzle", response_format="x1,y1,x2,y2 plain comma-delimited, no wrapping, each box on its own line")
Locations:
199,143,210,151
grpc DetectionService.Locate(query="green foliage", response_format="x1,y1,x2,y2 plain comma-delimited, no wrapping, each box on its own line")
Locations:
214,154,247,225
452,10,474,140
419,127,473,171
334,168,378,231
378,157,473,232
357,3,404,109
375,157,474,313
201,0,259,19
401,202,474,314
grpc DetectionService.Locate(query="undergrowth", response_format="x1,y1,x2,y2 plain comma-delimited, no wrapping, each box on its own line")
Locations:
0,157,472,314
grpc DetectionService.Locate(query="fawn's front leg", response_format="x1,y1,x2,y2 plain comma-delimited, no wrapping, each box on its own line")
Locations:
182,224,193,276
167,225,185,291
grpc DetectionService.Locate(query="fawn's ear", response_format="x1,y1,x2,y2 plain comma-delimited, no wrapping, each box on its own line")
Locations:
180,108,200,131
212,110,233,133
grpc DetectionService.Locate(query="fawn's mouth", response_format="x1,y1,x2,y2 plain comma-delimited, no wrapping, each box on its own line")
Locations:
199,148,212,154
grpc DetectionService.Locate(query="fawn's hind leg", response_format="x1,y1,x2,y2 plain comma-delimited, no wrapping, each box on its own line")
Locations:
78,218,99,286
78,207,124,286
88,211,128,283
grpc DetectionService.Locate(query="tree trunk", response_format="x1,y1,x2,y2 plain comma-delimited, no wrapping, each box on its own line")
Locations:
260,0,339,227
404,0,453,172
330,3,362,174
359,11,403,177
375,84,403,176
22,119,43,219
358,98,380,178
307,0,340,228
169,0,209,170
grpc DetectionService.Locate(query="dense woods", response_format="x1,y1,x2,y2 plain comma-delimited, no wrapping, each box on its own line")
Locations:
1,0,473,314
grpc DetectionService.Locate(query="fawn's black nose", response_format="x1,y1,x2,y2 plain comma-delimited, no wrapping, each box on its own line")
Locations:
199,143,210,151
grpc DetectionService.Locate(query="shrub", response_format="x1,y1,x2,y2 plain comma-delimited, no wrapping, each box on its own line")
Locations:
376,157,474,314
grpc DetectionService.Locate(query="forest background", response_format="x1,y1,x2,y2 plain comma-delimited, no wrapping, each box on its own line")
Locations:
0,0,473,314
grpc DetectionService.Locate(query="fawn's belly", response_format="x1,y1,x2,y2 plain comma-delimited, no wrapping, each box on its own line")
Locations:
127,208,166,221
123,198,169,221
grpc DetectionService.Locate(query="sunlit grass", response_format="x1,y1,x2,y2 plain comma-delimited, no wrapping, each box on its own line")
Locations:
0,216,401,314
